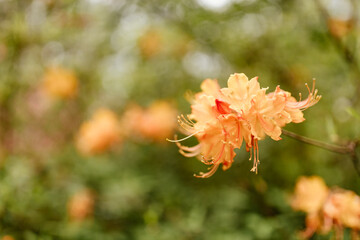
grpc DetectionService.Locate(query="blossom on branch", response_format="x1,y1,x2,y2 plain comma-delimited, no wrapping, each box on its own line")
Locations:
170,73,321,177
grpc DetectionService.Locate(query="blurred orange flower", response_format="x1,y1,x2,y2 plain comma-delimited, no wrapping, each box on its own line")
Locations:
76,108,121,155
302,213,322,239
323,189,360,230
327,18,354,38
42,66,78,99
173,73,320,177
291,176,360,239
1,236,15,240
67,189,95,221
123,101,177,142
138,29,162,58
291,176,329,213
139,101,177,142
138,27,192,59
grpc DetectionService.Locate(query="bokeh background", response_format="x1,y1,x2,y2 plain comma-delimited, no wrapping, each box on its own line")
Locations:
0,0,360,239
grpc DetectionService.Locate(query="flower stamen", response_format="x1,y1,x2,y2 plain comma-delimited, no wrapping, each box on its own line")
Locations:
166,131,201,143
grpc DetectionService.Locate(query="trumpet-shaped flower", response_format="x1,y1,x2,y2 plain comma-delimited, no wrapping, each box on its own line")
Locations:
171,73,320,177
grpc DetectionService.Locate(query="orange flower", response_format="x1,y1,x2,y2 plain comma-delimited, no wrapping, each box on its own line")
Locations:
290,176,360,238
138,28,192,59
138,29,162,58
67,189,95,221
171,73,320,177
122,104,144,137
291,176,329,214
76,108,121,155
42,66,78,99
301,213,322,239
327,18,354,38
122,101,177,142
323,189,360,230
139,101,177,142
1,236,15,240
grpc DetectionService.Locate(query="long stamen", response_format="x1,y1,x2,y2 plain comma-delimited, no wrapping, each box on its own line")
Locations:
166,131,201,142
249,144,252,161
311,78,315,94
177,116,194,132
255,142,257,173
250,138,260,174
286,80,321,110
253,141,257,170
187,115,196,125
256,139,259,164
305,82,311,95
200,157,214,165
176,143,201,152
248,136,253,161
194,164,219,178
179,149,201,157
180,114,194,127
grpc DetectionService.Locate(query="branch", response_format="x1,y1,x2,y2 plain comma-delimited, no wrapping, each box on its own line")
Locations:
282,129,355,155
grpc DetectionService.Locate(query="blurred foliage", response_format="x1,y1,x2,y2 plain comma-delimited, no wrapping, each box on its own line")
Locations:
0,0,360,239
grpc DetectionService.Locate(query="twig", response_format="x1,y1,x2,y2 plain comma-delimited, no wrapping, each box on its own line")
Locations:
282,129,355,155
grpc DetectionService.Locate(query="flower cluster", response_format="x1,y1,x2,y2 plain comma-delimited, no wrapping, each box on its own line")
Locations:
291,176,360,238
172,73,320,177
75,101,177,155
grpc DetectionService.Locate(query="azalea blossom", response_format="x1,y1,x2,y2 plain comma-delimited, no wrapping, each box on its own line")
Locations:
290,176,360,239
170,73,320,177
76,108,122,155
323,189,360,231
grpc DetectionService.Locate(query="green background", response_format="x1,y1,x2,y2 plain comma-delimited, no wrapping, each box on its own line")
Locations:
0,0,359,239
